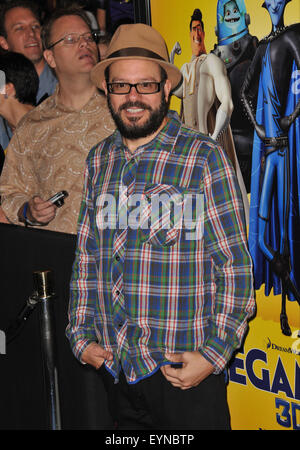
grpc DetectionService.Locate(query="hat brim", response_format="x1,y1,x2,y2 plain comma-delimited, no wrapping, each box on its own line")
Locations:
90,56,183,93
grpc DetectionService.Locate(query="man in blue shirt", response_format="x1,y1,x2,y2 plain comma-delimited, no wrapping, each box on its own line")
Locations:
0,0,57,104
0,1,57,160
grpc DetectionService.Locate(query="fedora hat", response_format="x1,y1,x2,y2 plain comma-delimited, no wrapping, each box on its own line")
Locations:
90,23,183,92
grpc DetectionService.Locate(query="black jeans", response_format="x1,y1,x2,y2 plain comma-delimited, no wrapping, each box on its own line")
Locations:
99,365,231,430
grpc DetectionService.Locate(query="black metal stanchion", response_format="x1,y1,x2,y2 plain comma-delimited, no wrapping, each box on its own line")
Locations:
5,269,62,429
33,270,62,431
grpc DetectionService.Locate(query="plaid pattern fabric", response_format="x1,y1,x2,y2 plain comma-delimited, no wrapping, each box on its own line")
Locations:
66,111,255,384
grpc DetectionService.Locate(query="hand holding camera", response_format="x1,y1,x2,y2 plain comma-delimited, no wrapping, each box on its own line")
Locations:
20,191,69,226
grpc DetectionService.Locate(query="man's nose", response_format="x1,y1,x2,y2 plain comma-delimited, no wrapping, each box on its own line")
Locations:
127,85,140,99
79,36,89,47
27,26,35,37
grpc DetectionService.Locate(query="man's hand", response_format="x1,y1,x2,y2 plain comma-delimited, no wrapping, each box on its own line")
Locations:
27,196,57,225
81,342,113,370
160,351,214,390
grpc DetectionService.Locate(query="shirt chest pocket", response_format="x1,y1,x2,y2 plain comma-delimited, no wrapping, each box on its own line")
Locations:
138,183,195,248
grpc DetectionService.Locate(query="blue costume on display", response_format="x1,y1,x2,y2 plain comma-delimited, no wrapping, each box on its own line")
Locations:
241,0,300,335
213,0,258,192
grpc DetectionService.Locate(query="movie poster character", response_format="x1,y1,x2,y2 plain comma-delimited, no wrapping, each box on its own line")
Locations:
241,0,300,335
170,8,249,222
212,0,258,192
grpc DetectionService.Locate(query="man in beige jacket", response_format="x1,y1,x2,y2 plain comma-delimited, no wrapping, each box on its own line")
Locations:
0,7,114,234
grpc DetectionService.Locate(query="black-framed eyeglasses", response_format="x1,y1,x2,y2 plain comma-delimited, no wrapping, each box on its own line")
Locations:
47,31,99,49
107,81,165,95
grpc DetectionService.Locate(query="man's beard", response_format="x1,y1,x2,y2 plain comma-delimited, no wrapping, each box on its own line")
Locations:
107,92,170,140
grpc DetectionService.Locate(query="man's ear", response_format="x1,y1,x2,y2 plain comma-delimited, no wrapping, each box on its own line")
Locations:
43,49,56,69
0,36,9,51
102,79,108,96
164,78,172,102
5,82,16,98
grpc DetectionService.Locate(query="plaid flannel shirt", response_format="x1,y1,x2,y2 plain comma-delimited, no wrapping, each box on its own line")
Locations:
66,111,255,384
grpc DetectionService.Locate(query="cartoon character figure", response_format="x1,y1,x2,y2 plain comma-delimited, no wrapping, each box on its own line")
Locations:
172,9,231,142
213,0,258,192
216,0,249,45
241,0,300,334
171,8,249,222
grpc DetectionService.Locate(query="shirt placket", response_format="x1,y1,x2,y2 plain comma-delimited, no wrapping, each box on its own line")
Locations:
111,156,137,364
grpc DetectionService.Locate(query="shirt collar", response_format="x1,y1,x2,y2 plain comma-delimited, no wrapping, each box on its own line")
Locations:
52,85,103,113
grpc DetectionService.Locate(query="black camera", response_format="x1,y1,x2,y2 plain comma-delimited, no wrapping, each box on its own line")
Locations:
47,190,68,208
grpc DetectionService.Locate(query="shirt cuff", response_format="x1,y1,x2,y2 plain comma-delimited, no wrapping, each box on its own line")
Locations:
67,336,97,364
1,195,29,225
199,336,234,374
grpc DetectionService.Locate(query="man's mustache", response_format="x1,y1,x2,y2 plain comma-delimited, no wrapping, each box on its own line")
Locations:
119,101,152,112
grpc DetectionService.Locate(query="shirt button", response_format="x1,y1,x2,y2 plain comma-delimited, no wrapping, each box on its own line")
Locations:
115,255,120,261
116,290,120,295
118,323,123,328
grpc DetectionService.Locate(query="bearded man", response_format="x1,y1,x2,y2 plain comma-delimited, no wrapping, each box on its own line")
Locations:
66,23,255,430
